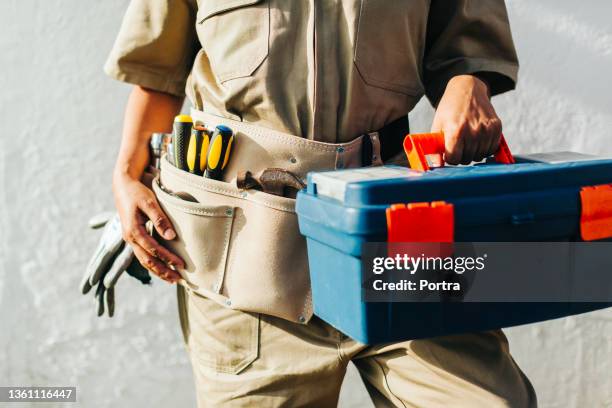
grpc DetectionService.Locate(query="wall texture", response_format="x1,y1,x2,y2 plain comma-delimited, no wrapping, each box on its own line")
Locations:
0,1,610,407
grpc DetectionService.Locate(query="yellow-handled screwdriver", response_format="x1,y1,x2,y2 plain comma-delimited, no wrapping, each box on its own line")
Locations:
205,125,234,180
187,125,211,176
172,114,193,171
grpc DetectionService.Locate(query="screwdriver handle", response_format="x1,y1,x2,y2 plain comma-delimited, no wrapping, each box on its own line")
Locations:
172,115,193,171
187,126,211,176
205,125,234,180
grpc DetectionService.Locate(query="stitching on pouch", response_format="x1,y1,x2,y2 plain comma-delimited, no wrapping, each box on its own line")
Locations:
164,167,297,213
235,128,339,152
155,178,234,217
213,208,233,294
244,131,359,152
193,111,364,152
161,199,232,218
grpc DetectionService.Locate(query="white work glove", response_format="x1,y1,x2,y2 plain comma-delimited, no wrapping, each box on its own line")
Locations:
81,212,151,317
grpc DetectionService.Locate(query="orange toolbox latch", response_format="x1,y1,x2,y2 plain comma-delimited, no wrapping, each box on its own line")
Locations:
386,201,455,258
580,184,612,241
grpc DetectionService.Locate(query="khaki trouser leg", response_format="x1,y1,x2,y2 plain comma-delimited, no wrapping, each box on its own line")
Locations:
178,286,536,408
350,331,537,408
178,285,348,407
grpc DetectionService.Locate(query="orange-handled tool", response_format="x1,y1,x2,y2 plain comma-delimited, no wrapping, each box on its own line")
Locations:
403,132,515,171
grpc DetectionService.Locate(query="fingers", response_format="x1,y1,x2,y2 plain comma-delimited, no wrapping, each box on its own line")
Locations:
126,215,185,269
132,245,181,283
120,207,184,283
432,74,503,166
139,196,176,240
460,125,478,165
114,178,184,284
442,126,464,165
433,117,462,166
484,117,503,159
442,117,502,165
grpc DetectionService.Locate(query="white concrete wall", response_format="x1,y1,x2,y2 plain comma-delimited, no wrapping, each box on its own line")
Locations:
0,1,610,407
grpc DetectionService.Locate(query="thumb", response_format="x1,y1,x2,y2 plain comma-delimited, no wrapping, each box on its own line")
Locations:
440,126,463,166
430,115,453,165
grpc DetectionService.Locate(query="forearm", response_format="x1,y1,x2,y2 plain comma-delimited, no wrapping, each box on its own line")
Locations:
113,86,184,182
111,86,185,282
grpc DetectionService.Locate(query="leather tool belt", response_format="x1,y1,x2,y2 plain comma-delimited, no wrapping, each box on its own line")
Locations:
154,109,386,323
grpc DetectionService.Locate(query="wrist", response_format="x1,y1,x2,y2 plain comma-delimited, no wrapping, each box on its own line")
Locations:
112,165,142,187
471,73,492,99
447,74,490,98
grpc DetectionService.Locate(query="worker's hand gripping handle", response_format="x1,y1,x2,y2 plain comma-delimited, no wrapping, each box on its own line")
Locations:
403,132,515,171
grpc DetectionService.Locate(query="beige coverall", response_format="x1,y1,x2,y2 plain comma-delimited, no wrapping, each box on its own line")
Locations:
106,0,536,406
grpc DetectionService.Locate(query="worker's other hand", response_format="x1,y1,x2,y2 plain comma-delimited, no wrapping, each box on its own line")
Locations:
431,75,502,165
112,175,184,283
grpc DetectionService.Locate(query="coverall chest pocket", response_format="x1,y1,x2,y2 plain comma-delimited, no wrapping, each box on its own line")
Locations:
196,0,270,83
354,0,427,95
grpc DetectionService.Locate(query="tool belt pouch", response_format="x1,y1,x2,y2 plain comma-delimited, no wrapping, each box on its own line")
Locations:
152,113,382,323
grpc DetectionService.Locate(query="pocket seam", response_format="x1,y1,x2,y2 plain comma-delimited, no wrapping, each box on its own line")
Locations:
161,199,233,218
196,0,269,82
153,178,235,218
189,293,260,375
353,0,425,96
354,62,424,96
214,211,233,294
197,0,264,23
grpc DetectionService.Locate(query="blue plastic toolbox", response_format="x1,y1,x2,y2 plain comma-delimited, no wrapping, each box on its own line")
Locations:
296,151,612,344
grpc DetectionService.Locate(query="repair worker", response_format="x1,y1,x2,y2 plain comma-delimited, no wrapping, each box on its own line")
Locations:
106,1,536,406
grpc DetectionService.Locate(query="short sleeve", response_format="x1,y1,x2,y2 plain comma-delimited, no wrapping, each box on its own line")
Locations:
104,0,199,97
424,0,519,106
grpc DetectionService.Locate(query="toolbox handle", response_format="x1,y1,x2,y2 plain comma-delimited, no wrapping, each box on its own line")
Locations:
403,132,515,171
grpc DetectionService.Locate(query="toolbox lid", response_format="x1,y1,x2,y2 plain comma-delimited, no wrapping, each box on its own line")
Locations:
306,158,612,206
297,155,612,239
